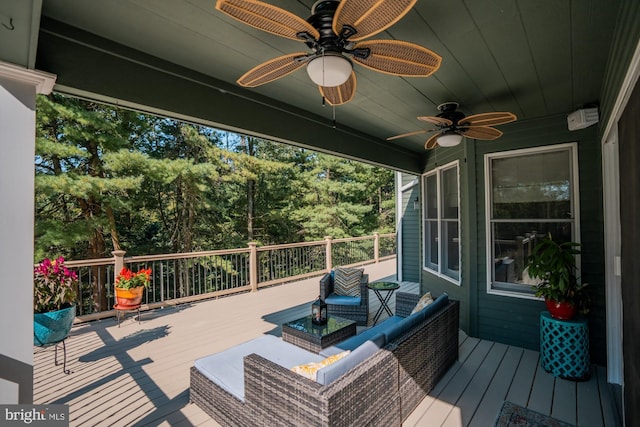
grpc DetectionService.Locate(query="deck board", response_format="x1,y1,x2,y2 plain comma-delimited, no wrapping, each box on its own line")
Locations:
445,342,509,426
578,367,605,427
467,345,524,427
528,359,555,415
552,378,577,424
505,348,539,407
33,259,619,426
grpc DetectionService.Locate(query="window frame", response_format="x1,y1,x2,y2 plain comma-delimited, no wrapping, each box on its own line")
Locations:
484,142,581,299
422,160,461,285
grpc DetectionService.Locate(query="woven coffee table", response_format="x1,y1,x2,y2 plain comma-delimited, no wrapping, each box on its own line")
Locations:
282,315,356,353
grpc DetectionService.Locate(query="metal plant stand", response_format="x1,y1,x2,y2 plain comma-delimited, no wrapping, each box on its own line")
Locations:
114,304,142,327
54,339,71,374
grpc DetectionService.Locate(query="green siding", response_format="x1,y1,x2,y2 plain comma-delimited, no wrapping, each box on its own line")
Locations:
410,115,606,364
600,0,640,134
420,145,471,333
400,174,421,282
473,116,605,363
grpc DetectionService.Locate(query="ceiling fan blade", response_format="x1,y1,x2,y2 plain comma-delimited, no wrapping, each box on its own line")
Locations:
237,53,307,87
352,40,441,76
425,133,440,150
319,72,357,106
216,0,319,41
418,115,453,126
333,0,417,42
460,126,503,140
459,112,517,127
387,129,433,141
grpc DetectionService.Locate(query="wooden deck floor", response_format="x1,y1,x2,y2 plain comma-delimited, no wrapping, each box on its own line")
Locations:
33,259,620,426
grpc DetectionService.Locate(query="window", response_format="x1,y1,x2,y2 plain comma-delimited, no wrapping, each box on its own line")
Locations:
423,162,460,283
485,143,580,297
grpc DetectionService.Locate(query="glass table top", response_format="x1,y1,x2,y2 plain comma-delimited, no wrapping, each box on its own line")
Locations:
283,315,355,336
367,281,400,291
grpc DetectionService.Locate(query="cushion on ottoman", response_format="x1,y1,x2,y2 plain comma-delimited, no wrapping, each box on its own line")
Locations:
193,335,322,401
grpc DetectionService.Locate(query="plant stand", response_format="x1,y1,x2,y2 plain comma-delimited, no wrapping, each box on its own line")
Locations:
54,339,70,374
540,311,590,380
114,304,141,327
34,305,76,374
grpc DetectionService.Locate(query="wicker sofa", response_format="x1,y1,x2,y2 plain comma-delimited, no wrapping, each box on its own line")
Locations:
319,271,369,326
190,292,459,427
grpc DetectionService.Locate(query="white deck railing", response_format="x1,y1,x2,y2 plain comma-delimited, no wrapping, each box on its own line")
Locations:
61,233,396,321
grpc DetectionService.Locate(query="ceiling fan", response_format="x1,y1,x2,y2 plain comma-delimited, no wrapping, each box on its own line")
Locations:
387,102,517,149
215,0,442,105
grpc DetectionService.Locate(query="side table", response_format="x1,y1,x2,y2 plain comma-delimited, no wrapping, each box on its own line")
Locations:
540,311,590,380
368,281,400,325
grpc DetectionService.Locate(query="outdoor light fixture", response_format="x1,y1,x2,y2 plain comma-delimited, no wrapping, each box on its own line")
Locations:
306,53,352,87
311,295,327,325
436,132,463,147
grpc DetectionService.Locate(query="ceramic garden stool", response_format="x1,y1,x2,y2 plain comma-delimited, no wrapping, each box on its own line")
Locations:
540,311,590,381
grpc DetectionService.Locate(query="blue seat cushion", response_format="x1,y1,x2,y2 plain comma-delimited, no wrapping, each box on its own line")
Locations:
325,294,361,306
320,329,387,355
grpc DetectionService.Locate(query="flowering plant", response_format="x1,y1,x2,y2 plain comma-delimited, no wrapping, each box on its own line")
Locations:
115,267,152,290
34,257,78,313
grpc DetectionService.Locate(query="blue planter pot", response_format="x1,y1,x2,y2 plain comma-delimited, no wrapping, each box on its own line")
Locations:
34,305,76,347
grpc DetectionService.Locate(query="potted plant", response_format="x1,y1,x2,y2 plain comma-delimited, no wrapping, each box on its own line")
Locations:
525,233,589,320
33,257,78,346
114,267,151,308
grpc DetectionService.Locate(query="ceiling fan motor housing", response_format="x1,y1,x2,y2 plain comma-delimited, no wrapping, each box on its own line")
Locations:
437,102,466,126
307,1,342,51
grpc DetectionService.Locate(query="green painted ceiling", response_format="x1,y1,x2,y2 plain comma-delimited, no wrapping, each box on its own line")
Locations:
32,0,621,171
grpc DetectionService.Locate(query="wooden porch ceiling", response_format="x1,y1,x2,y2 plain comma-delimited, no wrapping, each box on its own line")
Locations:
33,260,619,426
27,0,622,173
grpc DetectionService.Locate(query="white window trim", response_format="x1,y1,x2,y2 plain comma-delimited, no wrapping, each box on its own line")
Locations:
422,160,461,285
484,142,581,299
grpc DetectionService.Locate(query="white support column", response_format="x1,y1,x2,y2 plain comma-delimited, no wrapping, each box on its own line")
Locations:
0,61,55,404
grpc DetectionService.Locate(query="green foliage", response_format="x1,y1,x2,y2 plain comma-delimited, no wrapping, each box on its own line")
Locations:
35,93,395,264
526,233,590,313
33,257,78,313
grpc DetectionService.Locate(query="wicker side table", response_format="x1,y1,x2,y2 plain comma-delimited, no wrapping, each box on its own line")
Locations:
540,311,590,380
282,315,356,353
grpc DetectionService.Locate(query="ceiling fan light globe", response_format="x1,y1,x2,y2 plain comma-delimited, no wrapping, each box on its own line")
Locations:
437,132,463,147
306,55,352,87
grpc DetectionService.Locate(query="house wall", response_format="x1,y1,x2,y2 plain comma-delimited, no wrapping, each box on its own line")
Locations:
418,143,473,334
409,114,606,363
618,79,640,427
600,0,640,134
398,173,421,283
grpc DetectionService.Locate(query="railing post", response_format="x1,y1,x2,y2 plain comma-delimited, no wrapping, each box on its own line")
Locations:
373,232,380,263
248,242,258,292
324,236,332,272
112,250,126,284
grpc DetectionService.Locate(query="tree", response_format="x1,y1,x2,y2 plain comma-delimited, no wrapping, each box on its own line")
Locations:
35,94,396,284
36,93,146,309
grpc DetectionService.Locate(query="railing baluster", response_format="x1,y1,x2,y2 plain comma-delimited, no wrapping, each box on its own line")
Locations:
53,233,396,321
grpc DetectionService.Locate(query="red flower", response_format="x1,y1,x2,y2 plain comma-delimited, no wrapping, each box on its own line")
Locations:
116,267,152,290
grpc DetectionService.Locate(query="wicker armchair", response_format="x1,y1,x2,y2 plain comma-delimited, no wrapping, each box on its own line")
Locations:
319,271,369,326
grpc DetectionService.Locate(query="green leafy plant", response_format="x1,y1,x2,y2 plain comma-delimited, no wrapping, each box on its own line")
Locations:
526,233,590,314
115,267,152,290
34,257,78,313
